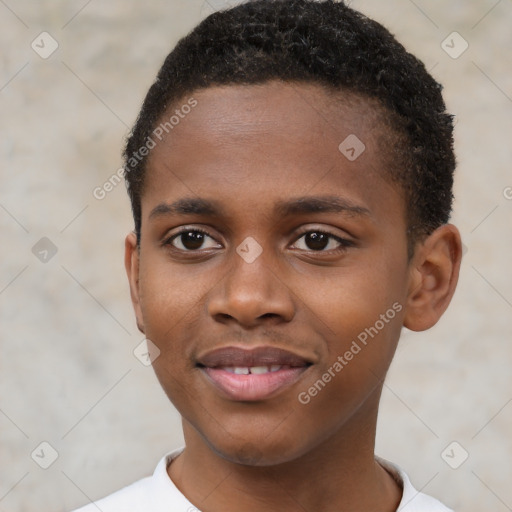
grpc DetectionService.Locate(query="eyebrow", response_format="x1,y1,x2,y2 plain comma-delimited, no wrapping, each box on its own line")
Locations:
148,195,371,220
274,195,371,218
149,197,222,219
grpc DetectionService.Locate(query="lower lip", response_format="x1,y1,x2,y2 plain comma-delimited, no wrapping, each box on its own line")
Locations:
201,367,309,401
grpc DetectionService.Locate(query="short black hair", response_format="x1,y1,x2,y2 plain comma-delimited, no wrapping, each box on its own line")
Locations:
123,0,455,253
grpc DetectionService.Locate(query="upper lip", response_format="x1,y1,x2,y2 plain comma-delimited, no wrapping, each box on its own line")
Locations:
196,346,313,368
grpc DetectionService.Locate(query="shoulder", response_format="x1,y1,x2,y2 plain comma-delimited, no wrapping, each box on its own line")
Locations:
71,475,154,512
376,456,454,512
71,448,192,512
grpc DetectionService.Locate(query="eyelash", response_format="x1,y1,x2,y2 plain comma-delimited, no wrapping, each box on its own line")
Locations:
293,228,354,253
162,227,354,254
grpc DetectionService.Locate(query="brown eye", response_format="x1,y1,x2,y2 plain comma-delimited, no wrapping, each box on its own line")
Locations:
292,230,353,252
303,232,329,251
178,231,206,250
166,229,220,251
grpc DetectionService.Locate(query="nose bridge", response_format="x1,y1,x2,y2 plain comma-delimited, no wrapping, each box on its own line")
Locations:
207,238,295,325
229,245,273,298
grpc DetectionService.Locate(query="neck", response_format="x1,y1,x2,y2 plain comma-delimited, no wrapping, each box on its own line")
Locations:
168,389,401,512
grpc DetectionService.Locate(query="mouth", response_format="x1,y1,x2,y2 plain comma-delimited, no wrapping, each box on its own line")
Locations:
196,346,313,401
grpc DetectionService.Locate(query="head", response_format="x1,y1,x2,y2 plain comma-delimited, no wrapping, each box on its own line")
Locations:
124,0,456,254
124,0,461,466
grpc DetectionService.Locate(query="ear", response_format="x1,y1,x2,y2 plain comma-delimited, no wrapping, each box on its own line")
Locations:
124,231,145,334
403,224,462,332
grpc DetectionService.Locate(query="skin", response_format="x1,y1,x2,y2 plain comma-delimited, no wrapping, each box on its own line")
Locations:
125,81,462,512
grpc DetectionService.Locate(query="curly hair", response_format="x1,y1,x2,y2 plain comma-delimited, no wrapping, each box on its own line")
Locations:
123,0,455,253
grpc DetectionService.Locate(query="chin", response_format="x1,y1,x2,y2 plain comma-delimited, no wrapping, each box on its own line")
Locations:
206,432,309,467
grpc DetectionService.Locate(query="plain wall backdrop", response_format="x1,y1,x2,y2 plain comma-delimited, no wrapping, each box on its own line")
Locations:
1,1,511,511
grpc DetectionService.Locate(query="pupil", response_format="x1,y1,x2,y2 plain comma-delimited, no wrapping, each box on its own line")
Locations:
306,232,328,251
182,231,204,250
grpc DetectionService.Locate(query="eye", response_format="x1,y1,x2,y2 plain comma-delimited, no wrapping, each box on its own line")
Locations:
291,230,353,252
165,228,221,252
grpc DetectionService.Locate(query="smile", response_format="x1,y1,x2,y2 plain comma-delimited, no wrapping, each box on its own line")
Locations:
201,366,310,401
196,346,313,401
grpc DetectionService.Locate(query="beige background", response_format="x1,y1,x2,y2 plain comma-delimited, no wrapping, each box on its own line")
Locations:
1,1,511,511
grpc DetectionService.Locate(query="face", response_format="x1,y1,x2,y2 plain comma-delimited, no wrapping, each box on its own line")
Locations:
126,81,416,466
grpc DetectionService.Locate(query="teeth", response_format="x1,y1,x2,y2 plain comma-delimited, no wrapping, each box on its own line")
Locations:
222,365,283,374
250,366,269,374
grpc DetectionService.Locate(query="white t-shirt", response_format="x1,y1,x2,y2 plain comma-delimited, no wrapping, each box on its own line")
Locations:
72,448,453,512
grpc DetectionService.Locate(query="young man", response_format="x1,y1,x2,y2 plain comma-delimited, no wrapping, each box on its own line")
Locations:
74,1,461,510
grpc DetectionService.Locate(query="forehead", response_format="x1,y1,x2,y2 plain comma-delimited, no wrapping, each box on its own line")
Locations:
142,81,403,226
151,81,386,154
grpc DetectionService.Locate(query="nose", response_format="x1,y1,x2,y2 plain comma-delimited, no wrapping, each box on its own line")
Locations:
207,249,295,328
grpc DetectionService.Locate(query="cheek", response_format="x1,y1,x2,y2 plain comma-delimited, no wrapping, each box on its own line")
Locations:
137,259,197,363
138,251,203,325
308,259,406,336
295,299,403,434
304,255,407,385
137,255,223,387
138,265,199,405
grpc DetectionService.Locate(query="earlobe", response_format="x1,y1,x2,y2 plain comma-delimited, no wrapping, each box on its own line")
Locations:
124,231,145,334
403,224,462,332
